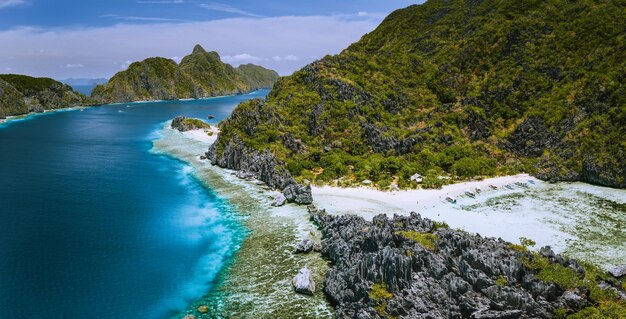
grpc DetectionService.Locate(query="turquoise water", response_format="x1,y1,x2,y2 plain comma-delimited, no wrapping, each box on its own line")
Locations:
0,91,267,318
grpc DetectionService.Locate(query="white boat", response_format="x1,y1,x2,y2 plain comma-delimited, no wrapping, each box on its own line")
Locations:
505,184,514,190
528,180,535,184
489,184,498,190
465,190,476,198
515,182,529,188
446,196,457,204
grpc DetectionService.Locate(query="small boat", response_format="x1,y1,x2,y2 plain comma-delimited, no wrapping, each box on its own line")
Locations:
475,187,482,194
528,180,535,184
446,196,457,204
505,184,514,190
489,184,498,190
465,190,476,198
208,115,215,119
515,182,529,188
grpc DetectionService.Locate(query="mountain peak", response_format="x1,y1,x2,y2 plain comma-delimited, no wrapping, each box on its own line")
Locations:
192,44,207,54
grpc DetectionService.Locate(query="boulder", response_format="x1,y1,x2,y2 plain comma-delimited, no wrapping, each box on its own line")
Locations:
293,268,315,295
609,265,626,278
271,193,287,207
197,305,209,313
295,238,314,254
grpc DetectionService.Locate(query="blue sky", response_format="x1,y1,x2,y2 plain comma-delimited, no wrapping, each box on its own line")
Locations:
0,0,420,79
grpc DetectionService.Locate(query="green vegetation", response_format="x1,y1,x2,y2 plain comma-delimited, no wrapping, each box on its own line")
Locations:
215,0,626,189
92,45,279,103
432,221,449,231
396,231,438,251
495,275,508,287
182,118,211,129
369,283,395,319
0,74,88,117
517,250,625,318
567,301,626,319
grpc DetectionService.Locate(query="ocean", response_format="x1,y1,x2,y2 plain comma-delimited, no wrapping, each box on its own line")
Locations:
0,91,268,318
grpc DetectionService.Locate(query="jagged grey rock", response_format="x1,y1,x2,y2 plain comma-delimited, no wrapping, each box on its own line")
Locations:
309,206,594,319
271,193,287,207
295,238,314,254
293,268,315,295
609,265,626,278
207,134,312,204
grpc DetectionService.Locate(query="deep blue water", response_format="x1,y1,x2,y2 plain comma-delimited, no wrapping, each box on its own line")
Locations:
0,91,267,318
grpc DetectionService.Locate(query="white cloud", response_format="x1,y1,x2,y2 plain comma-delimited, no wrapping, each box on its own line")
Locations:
0,15,382,78
0,0,26,9
102,14,189,22
284,54,299,61
66,63,84,68
199,2,263,17
222,53,262,63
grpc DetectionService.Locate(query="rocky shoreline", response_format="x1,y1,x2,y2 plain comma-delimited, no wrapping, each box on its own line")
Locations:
308,206,626,318
206,134,313,204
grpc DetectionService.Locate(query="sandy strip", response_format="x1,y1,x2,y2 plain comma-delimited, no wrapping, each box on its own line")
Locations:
310,175,570,248
181,127,220,144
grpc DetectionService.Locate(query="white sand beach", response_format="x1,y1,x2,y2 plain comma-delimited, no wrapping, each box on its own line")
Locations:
181,127,220,144
175,127,625,269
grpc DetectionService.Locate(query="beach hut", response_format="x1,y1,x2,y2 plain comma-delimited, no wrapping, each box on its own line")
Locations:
410,173,423,183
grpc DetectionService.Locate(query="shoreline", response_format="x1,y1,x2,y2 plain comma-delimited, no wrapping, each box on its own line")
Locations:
184,128,625,269
153,124,334,318
99,88,270,106
0,105,90,125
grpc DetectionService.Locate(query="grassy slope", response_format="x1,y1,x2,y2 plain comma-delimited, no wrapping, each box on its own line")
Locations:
215,0,626,189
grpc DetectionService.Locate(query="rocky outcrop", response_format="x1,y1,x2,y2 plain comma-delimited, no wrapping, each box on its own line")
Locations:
293,268,316,295
171,116,211,132
309,207,607,319
0,74,89,118
91,44,279,104
295,238,314,254
207,135,312,204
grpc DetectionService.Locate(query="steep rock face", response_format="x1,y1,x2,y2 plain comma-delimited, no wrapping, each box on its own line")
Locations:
309,208,614,319
208,97,312,204
207,134,312,204
209,0,626,189
0,74,89,118
91,45,279,104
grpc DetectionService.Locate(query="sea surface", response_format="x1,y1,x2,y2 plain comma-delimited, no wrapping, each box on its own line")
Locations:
0,91,268,318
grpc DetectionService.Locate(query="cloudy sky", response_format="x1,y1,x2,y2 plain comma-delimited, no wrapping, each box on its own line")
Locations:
0,0,420,80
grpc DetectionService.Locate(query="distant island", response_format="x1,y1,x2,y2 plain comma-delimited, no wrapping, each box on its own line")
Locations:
91,44,280,104
0,74,89,118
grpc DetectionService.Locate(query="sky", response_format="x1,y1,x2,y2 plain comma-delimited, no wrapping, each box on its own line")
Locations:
0,0,421,80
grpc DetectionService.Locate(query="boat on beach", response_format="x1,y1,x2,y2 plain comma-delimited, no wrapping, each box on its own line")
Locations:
465,190,476,198
515,182,529,188
505,184,514,190
446,195,457,204
489,184,498,190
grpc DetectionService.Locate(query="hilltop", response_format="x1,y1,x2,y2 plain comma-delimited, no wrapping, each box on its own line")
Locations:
210,0,625,192
91,45,280,104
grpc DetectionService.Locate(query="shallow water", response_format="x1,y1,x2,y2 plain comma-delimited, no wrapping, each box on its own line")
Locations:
0,91,267,318
153,127,334,319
